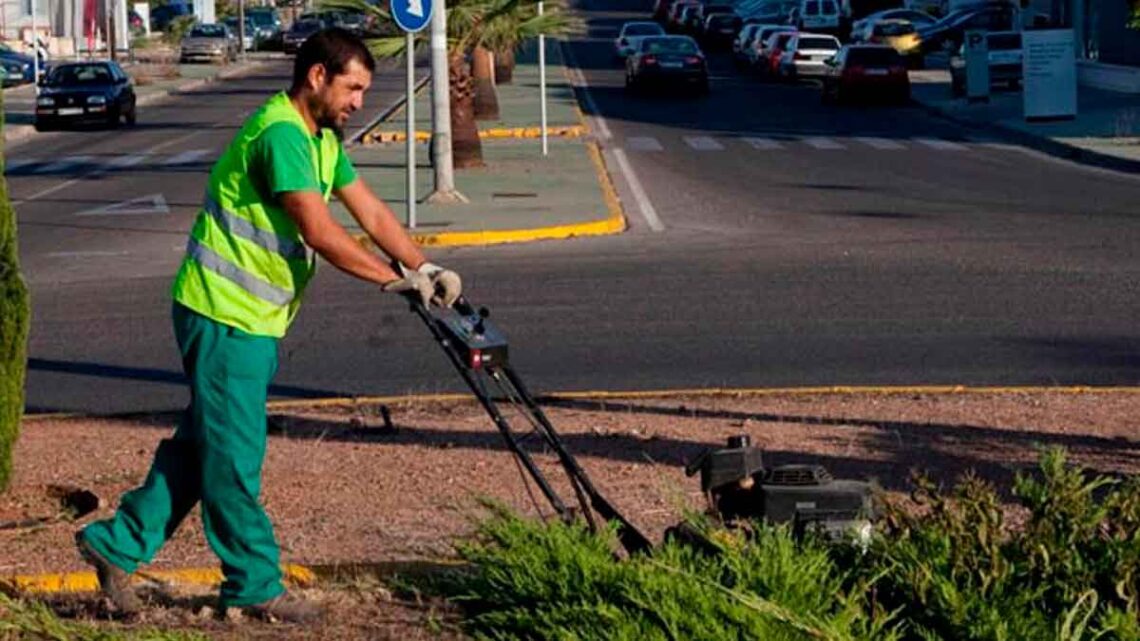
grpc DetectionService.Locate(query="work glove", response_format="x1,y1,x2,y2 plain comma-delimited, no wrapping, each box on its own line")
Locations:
416,262,463,308
381,269,435,307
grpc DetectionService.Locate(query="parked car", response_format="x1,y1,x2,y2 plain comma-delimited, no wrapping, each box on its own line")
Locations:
851,8,935,36
667,0,700,31
821,44,910,103
0,43,35,86
737,0,798,24
733,23,764,65
625,35,709,95
686,3,733,33
653,0,673,21
789,0,841,32
245,7,282,47
283,19,324,55
615,21,666,60
777,32,841,80
34,61,137,130
180,23,239,63
703,13,742,47
859,18,923,64
224,16,258,51
746,24,796,68
916,2,1015,53
949,30,1022,95
762,30,798,77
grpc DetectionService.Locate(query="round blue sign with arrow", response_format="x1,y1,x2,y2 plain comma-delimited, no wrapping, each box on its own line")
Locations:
392,0,433,33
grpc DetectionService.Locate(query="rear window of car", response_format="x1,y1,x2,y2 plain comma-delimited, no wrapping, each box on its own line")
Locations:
846,47,903,65
189,25,226,38
874,20,915,35
771,32,795,47
988,33,1021,49
799,36,839,49
625,23,662,35
642,38,699,54
804,1,820,15
822,1,838,13
709,14,735,25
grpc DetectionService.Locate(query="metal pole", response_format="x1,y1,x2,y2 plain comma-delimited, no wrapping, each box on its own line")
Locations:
32,0,39,94
425,0,466,202
538,0,547,156
406,31,416,228
238,0,245,60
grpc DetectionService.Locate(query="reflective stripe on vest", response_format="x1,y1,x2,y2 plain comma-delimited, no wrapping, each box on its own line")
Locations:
202,192,309,261
185,237,294,306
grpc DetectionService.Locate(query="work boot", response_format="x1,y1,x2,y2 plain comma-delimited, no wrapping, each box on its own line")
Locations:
244,591,324,623
74,531,141,616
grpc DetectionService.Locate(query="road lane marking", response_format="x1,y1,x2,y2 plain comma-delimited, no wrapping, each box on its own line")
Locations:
41,156,92,173
559,41,611,140
855,137,905,150
915,137,967,151
47,250,129,257
106,154,149,170
75,194,170,217
803,137,845,150
162,149,211,166
612,148,665,233
683,136,724,151
743,136,783,150
627,136,663,152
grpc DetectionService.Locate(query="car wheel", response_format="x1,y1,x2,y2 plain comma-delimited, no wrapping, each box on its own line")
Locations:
125,103,137,126
951,79,964,98
33,120,50,132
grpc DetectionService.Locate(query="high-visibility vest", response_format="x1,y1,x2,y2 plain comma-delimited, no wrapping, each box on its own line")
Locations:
171,91,339,338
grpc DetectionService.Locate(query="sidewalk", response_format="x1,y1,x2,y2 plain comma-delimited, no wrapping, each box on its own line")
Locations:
2,57,271,145
910,68,1140,174
342,40,624,247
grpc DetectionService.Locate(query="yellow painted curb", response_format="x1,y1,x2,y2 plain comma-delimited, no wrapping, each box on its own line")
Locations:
370,125,586,143
2,564,316,595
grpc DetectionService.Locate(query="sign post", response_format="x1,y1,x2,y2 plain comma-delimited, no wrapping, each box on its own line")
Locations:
538,1,547,157
391,0,434,229
964,30,989,103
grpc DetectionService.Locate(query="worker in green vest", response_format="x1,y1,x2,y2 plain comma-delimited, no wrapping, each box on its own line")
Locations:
74,28,460,623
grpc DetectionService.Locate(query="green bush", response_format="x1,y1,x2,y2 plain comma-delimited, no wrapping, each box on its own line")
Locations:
443,450,1140,641
163,15,198,46
0,105,30,493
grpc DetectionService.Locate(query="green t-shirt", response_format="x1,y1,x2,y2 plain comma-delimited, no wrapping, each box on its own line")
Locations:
248,122,357,199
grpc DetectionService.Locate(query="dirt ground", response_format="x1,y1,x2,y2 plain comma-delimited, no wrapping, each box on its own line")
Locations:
2,390,1138,638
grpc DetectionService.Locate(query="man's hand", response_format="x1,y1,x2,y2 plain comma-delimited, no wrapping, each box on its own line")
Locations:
417,262,462,308
381,270,435,307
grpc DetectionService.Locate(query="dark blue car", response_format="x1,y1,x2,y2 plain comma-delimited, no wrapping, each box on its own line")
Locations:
34,61,137,131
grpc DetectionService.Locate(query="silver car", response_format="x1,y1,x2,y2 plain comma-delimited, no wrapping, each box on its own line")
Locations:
777,32,840,80
180,23,238,63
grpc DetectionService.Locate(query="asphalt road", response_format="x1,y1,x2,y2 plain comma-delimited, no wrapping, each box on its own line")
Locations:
11,10,1140,414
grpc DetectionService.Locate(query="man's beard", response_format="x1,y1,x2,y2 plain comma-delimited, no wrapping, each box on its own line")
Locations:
316,109,345,140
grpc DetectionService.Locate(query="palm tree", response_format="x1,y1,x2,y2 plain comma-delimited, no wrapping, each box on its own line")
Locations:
322,0,569,166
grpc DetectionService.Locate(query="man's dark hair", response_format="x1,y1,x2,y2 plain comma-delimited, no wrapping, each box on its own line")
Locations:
291,27,376,89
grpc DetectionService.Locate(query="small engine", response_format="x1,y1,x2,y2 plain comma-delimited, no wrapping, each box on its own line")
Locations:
684,435,874,541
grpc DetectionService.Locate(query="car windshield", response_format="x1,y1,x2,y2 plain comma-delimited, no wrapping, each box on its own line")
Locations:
876,21,915,35
624,23,663,35
988,33,1021,49
46,64,113,85
799,36,838,49
247,12,276,26
642,38,698,54
190,25,226,38
847,47,902,64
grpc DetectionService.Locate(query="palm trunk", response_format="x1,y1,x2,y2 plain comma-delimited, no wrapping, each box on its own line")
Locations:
449,51,484,169
472,46,500,121
494,48,515,84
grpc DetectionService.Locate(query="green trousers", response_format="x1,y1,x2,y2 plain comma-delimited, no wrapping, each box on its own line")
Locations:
81,303,285,607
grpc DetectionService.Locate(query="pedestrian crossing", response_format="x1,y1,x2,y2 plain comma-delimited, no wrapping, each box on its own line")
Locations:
4,149,216,176
618,135,969,153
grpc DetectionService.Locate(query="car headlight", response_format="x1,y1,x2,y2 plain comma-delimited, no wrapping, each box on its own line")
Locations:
87,95,106,105
36,96,54,106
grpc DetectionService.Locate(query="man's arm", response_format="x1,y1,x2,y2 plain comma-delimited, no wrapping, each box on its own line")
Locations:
279,191,400,286
334,178,427,270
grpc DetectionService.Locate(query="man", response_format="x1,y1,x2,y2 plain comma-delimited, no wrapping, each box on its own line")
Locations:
75,28,460,623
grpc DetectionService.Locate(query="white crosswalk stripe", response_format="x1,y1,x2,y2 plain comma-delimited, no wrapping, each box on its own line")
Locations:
627,136,664,152
41,156,92,173
743,137,784,150
855,137,905,150
162,149,212,166
803,136,845,150
683,136,724,151
914,137,967,151
106,154,149,170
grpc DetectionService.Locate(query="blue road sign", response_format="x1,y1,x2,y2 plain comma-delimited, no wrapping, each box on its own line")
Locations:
392,0,433,33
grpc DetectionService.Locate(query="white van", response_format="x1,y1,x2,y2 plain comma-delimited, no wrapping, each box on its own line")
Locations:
791,0,841,32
